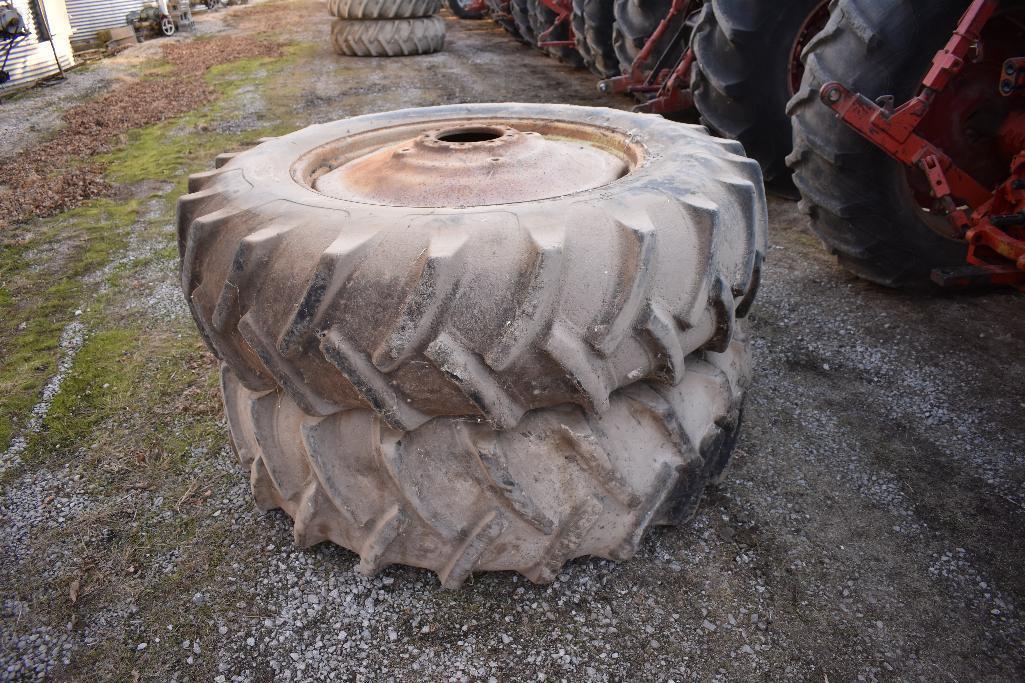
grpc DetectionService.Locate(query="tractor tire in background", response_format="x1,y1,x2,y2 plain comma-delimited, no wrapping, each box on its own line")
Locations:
612,0,685,75
178,102,765,436
691,0,829,183
448,0,487,19
222,331,751,587
328,0,442,18
787,0,986,286
572,0,619,78
486,0,524,39
510,0,537,44
331,16,446,56
528,0,584,66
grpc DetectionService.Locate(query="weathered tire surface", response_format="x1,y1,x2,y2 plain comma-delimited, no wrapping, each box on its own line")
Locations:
222,330,751,587
330,17,445,56
178,103,765,434
612,0,684,75
510,0,536,43
573,0,619,78
486,0,523,39
328,0,442,19
527,0,584,66
692,0,828,182
786,0,968,285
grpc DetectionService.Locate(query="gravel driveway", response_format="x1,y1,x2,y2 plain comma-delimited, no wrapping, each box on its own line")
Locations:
1,1,1023,680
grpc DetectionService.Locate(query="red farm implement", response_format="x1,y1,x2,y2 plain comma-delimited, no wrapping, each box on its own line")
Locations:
815,0,1025,289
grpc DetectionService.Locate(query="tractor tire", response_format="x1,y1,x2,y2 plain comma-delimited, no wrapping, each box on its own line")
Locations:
510,0,537,44
328,0,442,18
330,16,445,56
786,0,971,286
221,329,751,587
612,0,684,75
486,0,524,40
177,103,765,433
448,0,487,19
573,0,619,78
527,0,584,66
691,0,829,183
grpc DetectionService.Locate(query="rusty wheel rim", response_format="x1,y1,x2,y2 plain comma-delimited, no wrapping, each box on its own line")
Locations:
292,118,645,208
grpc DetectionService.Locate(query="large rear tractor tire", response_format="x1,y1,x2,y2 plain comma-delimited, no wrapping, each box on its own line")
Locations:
786,0,1019,285
328,0,442,18
528,0,584,66
486,0,524,39
691,0,830,183
612,0,685,75
572,0,619,78
510,0,537,44
330,16,446,56
178,103,765,436
222,331,751,587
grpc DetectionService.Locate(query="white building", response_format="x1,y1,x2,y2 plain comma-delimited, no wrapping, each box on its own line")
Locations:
1,0,74,91
65,0,147,48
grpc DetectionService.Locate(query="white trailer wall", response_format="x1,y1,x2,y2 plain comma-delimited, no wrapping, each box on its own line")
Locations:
1,0,74,91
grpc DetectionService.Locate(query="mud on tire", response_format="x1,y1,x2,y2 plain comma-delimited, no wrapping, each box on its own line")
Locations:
222,331,751,587
178,103,765,434
331,16,446,56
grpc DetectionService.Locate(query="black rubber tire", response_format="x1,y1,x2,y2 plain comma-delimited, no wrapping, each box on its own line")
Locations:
691,0,829,182
527,0,584,66
612,0,685,75
222,330,750,588
328,0,442,18
510,0,538,43
486,0,524,39
448,0,487,19
786,0,971,286
573,0,619,78
177,103,766,433
330,17,446,56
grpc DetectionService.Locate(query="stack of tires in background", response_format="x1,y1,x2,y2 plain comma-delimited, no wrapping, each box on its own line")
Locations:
329,0,446,56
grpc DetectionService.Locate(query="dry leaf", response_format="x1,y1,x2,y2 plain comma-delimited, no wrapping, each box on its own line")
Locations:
69,579,80,604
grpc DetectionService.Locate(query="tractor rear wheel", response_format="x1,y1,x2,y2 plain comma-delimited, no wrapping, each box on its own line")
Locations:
222,331,750,588
691,0,829,183
528,0,584,66
786,0,1021,286
486,0,524,40
572,0,619,78
612,0,685,76
510,0,537,44
330,16,446,56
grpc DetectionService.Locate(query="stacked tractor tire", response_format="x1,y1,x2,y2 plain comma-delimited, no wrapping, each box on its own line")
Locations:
329,0,446,56
178,103,767,587
475,0,1025,290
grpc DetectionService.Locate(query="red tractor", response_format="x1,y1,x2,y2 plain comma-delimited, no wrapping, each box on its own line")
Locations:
464,0,1025,290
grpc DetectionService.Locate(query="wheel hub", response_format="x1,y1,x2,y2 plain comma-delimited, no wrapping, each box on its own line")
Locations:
301,119,637,208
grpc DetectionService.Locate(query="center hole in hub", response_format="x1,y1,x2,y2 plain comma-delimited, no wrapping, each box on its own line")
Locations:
436,127,506,143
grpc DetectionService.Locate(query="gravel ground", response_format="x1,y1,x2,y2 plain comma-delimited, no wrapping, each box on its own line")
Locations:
1,1,1024,680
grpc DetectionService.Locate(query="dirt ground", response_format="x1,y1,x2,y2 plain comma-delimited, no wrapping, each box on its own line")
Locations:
2,1,1024,680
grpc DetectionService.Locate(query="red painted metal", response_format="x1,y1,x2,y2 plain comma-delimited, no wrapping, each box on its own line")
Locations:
820,0,1025,289
788,0,831,96
596,0,698,113
537,0,574,49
